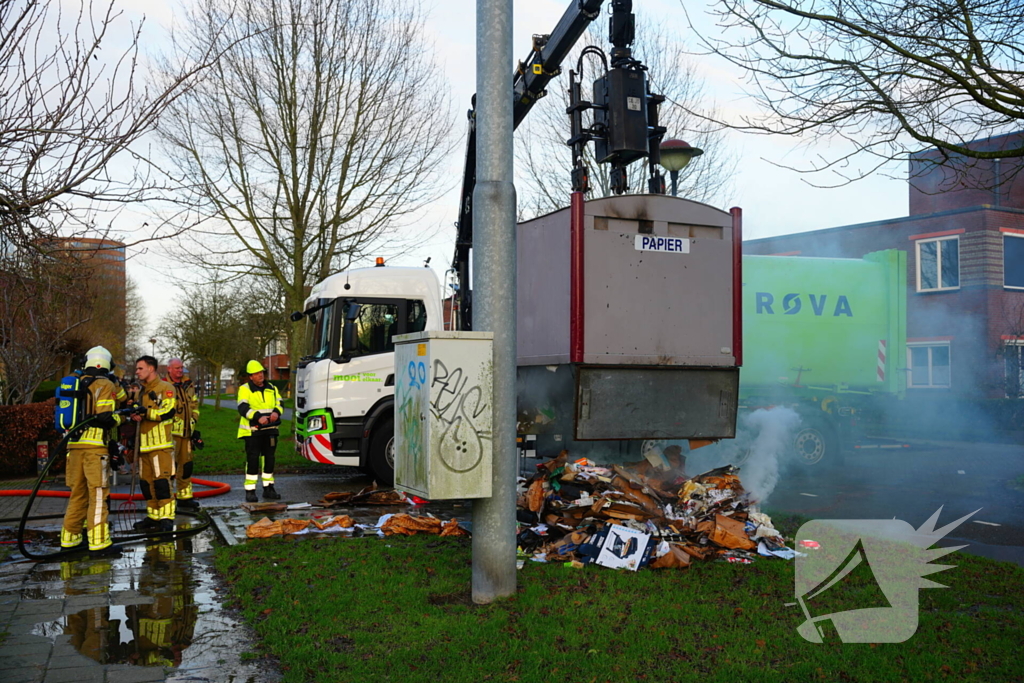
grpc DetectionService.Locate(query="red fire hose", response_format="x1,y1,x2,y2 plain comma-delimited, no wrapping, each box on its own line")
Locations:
0,477,231,500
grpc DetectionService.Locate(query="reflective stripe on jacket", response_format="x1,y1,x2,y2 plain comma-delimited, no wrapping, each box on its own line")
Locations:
236,381,283,439
139,378,176,452
167,376,199,438
69,375,125,449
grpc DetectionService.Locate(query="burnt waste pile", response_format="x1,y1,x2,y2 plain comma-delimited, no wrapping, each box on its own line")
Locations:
516,451,802,570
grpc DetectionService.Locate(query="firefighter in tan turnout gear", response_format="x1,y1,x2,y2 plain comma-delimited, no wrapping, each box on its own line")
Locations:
238,360,283,502
165,358,200,510
60,346,128,555
131,356,178,532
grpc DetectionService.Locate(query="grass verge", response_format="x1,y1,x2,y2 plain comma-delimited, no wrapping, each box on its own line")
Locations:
214,525,1023,682
191,406,318,475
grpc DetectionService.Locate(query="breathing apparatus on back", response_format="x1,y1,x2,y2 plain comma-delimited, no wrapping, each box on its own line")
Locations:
53,346,127,437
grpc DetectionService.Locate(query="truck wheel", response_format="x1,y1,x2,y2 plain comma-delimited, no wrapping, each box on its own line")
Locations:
369,417,395,486
793,419,841,468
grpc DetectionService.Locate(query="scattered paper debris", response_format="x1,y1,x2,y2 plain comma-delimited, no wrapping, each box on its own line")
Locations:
514,451,800,571
241,502,288,513
316,484,422,507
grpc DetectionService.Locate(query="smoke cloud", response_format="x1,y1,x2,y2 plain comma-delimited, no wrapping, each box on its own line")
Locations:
683,406,802,503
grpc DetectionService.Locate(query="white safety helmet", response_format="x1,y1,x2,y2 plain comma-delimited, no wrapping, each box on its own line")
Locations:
84,346,113,371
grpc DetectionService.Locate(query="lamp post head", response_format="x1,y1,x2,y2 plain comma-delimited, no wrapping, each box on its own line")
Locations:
659,139,704,173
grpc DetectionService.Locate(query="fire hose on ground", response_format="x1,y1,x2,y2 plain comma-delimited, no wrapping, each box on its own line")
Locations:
2,415,232,561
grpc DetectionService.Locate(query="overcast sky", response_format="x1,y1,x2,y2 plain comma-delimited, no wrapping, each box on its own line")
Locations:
116,0,908,345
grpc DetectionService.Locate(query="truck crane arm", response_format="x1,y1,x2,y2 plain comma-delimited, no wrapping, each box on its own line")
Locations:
452,0,608,331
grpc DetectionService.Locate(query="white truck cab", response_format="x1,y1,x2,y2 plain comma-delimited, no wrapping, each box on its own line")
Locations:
293,265,444,483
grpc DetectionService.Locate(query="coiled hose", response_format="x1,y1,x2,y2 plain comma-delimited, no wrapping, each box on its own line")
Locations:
8,416,223,561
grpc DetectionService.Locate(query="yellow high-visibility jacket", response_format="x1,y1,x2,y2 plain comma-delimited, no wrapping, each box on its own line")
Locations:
166,375,200,438
138,378,176,453
68,371,126,449
236,381,283,438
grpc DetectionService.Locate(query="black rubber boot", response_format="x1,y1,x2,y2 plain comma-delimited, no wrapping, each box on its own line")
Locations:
263,485,281,501
90,545,122,559
177,498,200,511
158,519,174,533
245,490,258,503
133,518,160,531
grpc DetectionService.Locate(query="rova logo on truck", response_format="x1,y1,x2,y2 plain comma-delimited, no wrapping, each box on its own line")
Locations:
755,293,853,317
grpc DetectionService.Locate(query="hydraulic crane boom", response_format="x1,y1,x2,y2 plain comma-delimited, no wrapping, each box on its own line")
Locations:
451,1,663,331
452,0,607,331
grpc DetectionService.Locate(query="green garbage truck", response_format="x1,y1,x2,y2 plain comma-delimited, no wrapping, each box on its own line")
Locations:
740,249,907,467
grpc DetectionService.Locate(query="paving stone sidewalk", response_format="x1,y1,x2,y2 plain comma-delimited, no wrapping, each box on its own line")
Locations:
0,530,278,683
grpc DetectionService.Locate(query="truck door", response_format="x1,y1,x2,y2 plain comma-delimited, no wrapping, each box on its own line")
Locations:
326,298,429,420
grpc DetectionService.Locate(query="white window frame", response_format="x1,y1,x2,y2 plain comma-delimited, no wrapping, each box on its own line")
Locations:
1003,233,1024,290
915,236,960,292
1005,340,1024,398
906,342,952,389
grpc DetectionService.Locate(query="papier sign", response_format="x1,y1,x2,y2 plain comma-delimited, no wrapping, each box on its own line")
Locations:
634,234,690,254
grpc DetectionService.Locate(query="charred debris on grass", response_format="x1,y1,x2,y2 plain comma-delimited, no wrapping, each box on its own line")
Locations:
515,450,801,571
239,452,801,572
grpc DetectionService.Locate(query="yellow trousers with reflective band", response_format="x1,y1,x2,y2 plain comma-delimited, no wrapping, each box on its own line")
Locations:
140,447,176,520
62,448,112,550
173,435,194,500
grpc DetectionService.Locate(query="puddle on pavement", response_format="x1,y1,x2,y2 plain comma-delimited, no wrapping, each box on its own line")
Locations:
1,524,271,679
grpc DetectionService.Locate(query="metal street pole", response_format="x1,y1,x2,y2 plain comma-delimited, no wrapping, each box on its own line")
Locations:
472,0,517,604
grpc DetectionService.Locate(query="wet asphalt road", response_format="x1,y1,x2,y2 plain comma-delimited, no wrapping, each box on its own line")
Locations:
705,438,1024,566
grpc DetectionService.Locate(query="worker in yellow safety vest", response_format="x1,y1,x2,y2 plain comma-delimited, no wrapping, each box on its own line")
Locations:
131,356,178,532
60,346,128,555
165,358,200,510
237,360,283,502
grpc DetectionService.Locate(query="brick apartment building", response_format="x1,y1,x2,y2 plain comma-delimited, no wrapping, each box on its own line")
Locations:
744,132,1024,399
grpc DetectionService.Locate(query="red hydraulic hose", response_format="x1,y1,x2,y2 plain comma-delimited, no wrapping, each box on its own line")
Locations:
0,477,231,500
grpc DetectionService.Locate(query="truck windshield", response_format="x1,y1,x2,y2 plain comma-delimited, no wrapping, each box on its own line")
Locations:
347,303,400,357
340,299,427,359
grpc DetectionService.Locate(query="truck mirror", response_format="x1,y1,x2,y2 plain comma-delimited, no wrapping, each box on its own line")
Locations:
289,311,304,322
341,302,361,355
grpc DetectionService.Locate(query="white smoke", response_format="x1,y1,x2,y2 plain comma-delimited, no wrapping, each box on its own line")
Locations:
681,406,802,503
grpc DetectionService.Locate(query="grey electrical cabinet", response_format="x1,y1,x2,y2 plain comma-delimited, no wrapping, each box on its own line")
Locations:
393,331,493,499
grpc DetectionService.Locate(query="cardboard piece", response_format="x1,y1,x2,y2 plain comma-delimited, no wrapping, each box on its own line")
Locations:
593,524,653,571
710,514,756,551
650,544,692,570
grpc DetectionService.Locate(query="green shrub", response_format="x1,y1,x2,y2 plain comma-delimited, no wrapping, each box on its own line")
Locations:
31,380,60,403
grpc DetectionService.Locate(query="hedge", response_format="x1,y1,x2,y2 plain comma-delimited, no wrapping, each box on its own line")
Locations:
32,380,60,404
0,399,60,478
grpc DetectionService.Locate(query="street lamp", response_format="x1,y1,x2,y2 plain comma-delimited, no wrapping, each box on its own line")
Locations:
149,338,157,356
658,139,704,197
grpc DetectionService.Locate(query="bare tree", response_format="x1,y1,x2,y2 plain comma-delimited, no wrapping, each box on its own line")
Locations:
0,0,216,248
156,0,456,376
687,0,1024,187
515,19,737,219
123,276,148,366
158,283,244,412
0,245,91,404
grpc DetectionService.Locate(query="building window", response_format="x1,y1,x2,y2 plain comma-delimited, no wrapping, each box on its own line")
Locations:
916,236,959,291
1004,234,1024,289
1006,342,1024,398
907,343,951,388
